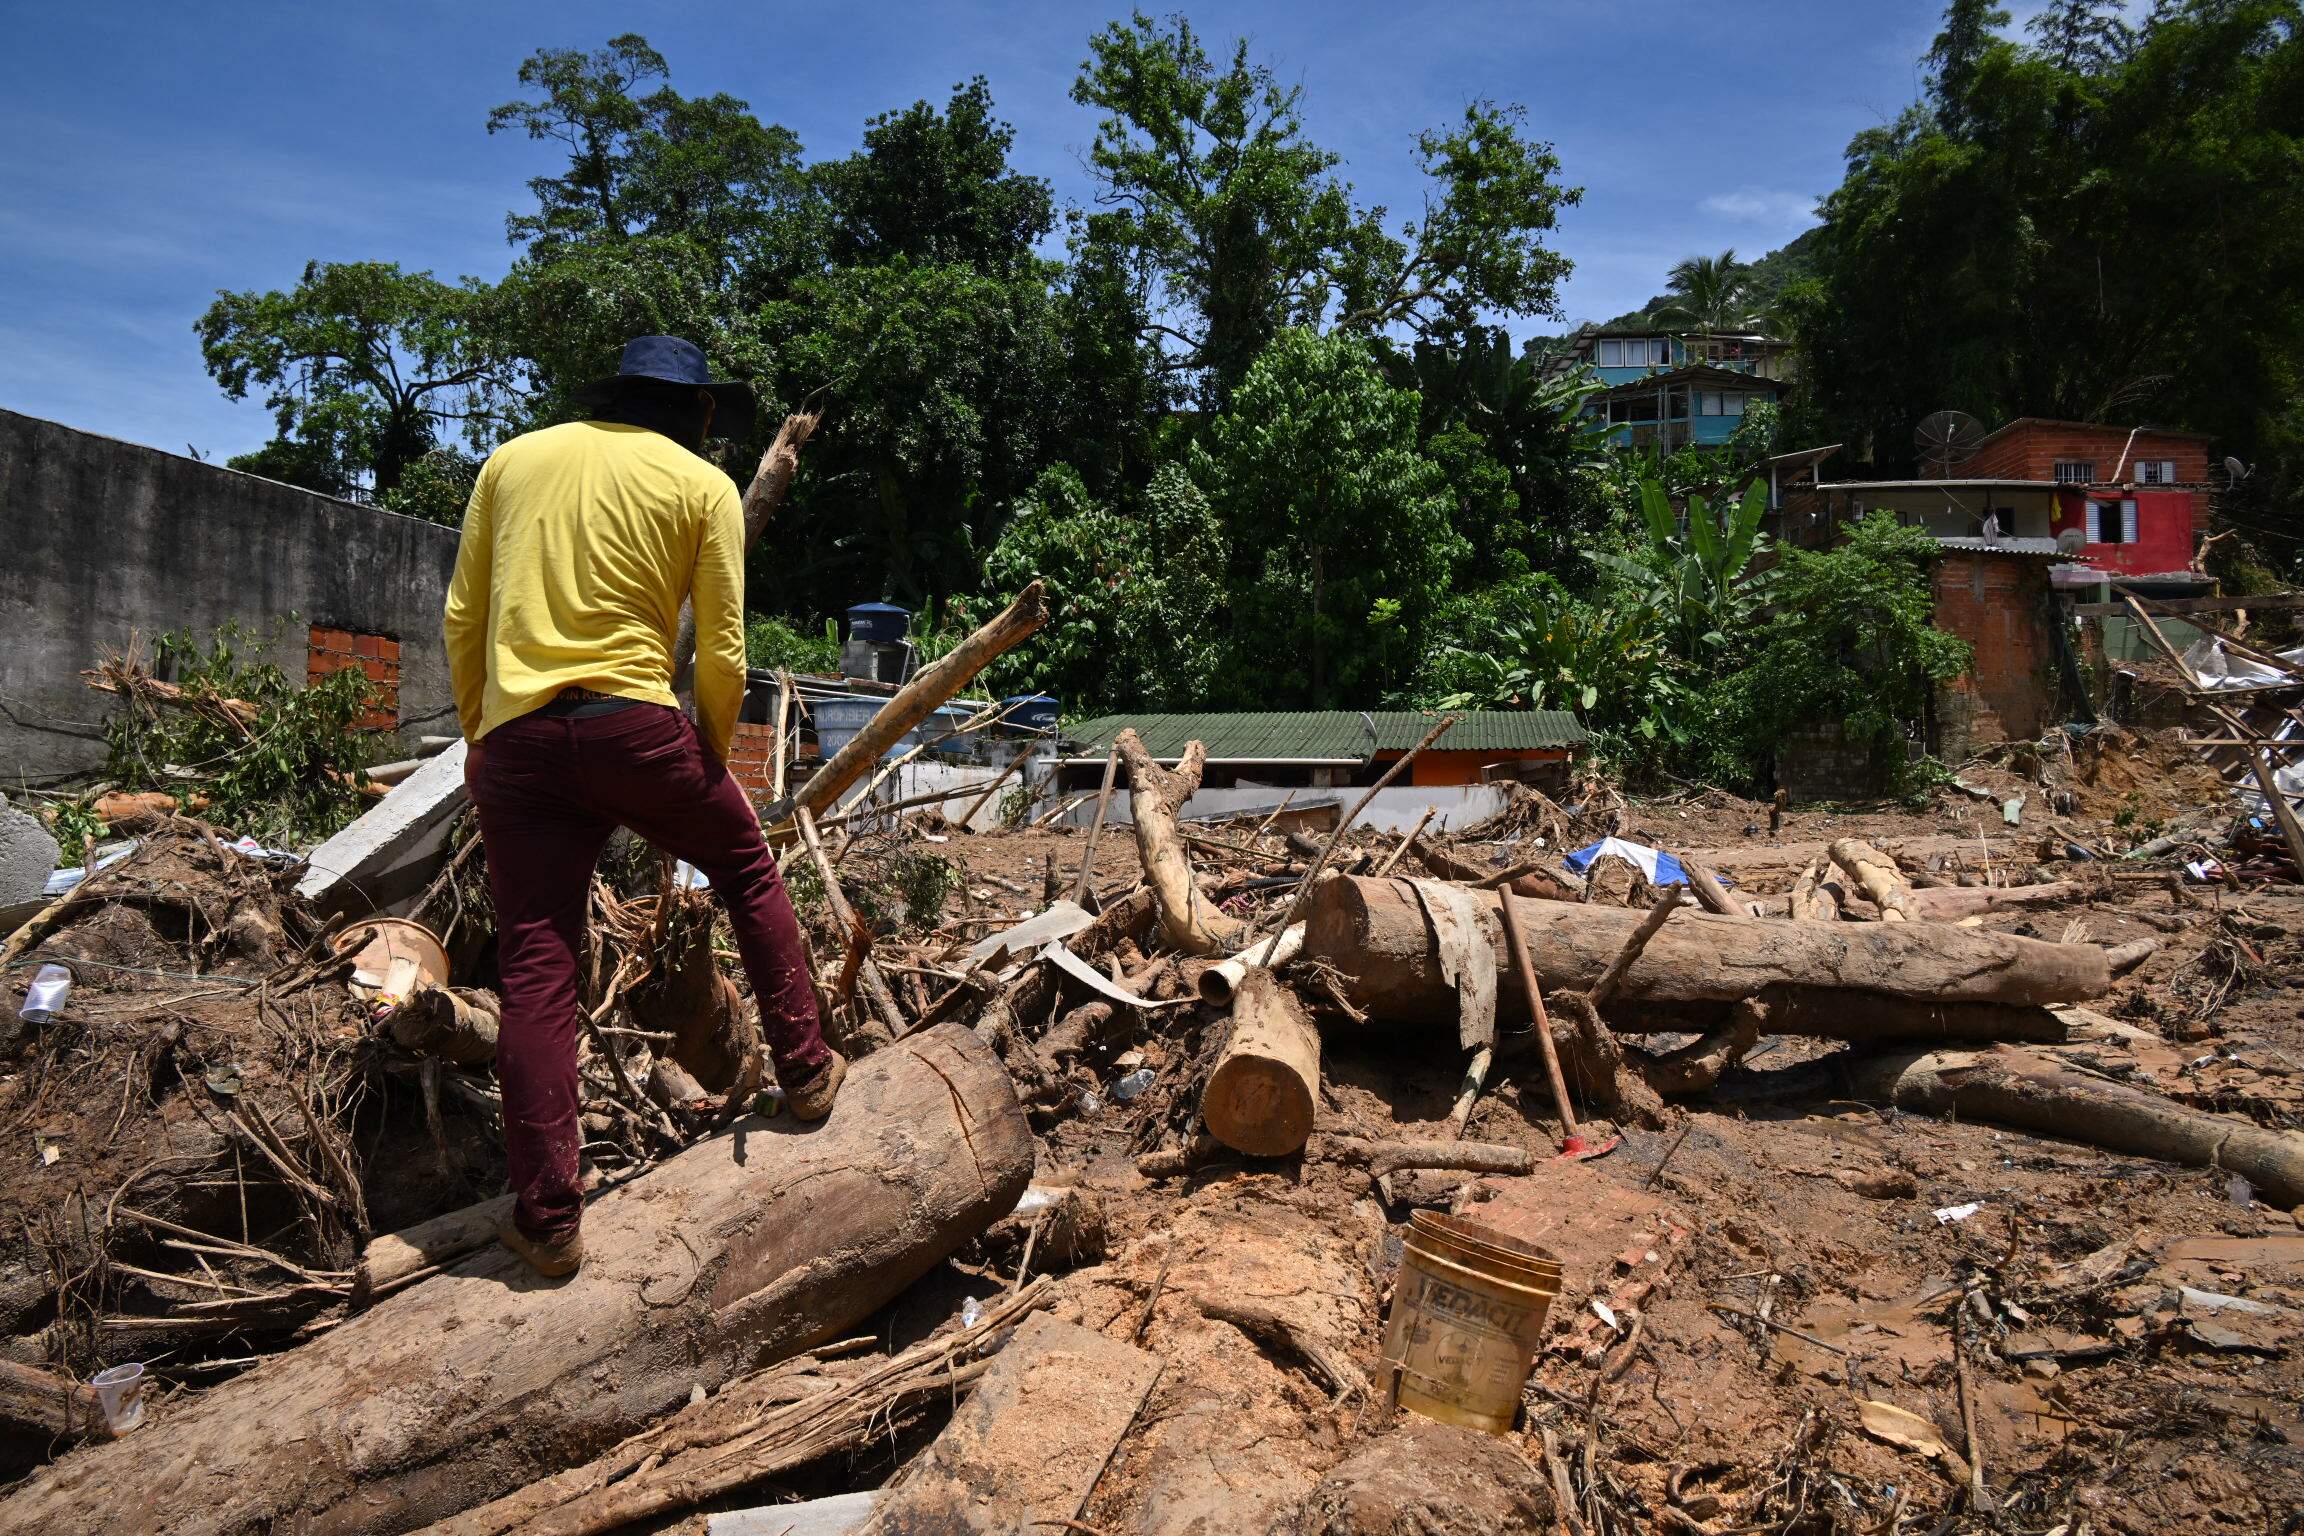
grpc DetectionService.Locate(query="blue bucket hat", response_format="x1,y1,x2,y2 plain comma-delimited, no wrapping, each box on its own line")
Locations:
578,335,755,441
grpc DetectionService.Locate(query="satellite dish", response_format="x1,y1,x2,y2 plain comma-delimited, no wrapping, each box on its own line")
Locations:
2225,455,2252,485
1915,410,1987,477
2056,527,2086,555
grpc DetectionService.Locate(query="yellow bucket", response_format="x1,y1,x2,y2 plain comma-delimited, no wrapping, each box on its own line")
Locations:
1382,1211,1562,1435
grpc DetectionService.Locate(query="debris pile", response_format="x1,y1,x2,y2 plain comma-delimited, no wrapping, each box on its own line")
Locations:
4,652,2303,1530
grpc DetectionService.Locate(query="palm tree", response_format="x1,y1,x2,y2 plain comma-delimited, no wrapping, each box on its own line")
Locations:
1655,250,1759,334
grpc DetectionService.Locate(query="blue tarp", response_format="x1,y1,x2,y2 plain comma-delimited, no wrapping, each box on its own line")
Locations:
1564,837,1690,888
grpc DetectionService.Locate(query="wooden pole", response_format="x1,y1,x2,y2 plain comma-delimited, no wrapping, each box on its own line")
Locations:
1495,888,1577,1144
1070,747,1123,904
1253,714,1458,966
768,670,794,800
796,807,904,1043
1371,808,1435,878
782,582,1047,831
955,740,1040,832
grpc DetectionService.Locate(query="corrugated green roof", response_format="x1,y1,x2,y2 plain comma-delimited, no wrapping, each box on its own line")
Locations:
1060,710,1585,761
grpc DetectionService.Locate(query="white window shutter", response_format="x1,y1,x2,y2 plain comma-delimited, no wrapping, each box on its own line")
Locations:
2123,499,2138,544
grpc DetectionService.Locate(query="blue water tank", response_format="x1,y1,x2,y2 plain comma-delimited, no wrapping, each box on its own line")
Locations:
846,602,912,644
1002,693,1061,732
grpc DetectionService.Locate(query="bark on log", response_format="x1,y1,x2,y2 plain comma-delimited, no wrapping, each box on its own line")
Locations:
787,582,1048,825
1681,858,1741,917
629,894,757,1091
351,1194,516,1308
1625,991,2070,1044
1830,839,1916,921
0,1357,108,1443
0,1024,1031,1536
1845,1046,2304,1207
1114,729,1243,955
1312,1135,1537,1178
1202,967,1321,1157
1303,875,2111,1027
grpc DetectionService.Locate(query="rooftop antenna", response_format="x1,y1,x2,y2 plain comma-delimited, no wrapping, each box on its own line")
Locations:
1914,409,1987,479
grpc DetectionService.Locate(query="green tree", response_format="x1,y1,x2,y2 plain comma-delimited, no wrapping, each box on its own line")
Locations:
1653,250,1758,332
486,34,808,267
2027,0,2135,74
1195,330,1464,705
815,77,1053,272
197,261,513,499
1928,0,2015,137
1072,12,1577,402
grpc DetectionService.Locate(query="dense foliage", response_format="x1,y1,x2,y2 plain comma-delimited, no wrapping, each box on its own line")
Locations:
193,3,2304,792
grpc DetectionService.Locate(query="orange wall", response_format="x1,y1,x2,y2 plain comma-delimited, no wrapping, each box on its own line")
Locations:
1372,748,1571,787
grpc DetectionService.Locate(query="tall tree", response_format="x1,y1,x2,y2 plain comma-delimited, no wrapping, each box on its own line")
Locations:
815,77,1054,272
1927,0,2015,137
1194,329,1464,705
2027,0,2137,73
1653,250,1758,333
485,34,807,268
1072,11,1577,403
197,261,514,498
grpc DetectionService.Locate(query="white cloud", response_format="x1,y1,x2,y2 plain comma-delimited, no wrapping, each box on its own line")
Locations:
1700,188,1822,228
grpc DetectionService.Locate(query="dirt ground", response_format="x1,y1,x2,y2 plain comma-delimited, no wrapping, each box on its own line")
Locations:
5,739,2302,1534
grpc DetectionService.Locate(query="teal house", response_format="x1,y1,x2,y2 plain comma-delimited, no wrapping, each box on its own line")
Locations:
1565,327,1792,451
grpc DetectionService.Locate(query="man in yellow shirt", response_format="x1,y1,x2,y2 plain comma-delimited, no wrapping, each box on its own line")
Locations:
444,336,843,1279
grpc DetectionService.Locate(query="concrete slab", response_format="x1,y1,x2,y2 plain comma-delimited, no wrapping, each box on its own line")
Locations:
295,741,466,914
0,808,59,912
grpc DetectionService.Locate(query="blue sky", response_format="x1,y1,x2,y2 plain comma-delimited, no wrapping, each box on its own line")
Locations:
0,1,1961,462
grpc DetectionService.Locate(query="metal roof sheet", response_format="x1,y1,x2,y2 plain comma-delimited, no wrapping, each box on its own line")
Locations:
1060,710,1587,761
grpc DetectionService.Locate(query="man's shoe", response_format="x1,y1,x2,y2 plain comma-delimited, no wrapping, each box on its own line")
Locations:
786,1051,847,1122
497,1219,583,1277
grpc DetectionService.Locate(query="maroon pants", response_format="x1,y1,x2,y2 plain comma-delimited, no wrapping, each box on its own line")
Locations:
472,703,829,1241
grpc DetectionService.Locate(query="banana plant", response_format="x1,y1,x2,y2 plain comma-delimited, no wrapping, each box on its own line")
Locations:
1598,477,1772,662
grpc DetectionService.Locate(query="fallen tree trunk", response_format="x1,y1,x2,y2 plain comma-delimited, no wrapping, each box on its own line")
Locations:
786,582,1047,827
1843,1046,2304,1207
1624,990,2070,1044
1303,876,2111,1027
0,1024,1032,1536
1115,730,1243,955
1202,967,1320,1157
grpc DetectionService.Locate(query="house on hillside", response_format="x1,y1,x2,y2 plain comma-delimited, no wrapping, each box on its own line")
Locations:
1558,327,1793,451
1777,420,2211,580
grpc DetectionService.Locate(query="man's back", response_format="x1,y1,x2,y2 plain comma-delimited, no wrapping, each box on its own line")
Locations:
445,418,748,758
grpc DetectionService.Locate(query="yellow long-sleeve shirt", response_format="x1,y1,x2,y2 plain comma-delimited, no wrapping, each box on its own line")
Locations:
443,420,748,761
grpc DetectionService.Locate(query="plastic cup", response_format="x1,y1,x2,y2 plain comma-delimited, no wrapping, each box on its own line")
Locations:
19,963,72,1025
90,1362,146,1434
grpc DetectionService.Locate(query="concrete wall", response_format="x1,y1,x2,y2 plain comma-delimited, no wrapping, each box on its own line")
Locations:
0,409,460,783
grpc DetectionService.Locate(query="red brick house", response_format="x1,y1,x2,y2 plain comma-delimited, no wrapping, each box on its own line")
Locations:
1776,419,2211,579
1962,418,2210,576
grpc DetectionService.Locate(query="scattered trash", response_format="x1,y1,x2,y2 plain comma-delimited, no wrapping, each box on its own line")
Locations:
1933,1201,1983,1225
16,963,71,1024
89,1363,146,1434
1112,1067,1156,1100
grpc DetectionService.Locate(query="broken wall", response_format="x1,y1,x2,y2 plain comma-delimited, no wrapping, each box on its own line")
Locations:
1931,550,2061,757
0,409,459,782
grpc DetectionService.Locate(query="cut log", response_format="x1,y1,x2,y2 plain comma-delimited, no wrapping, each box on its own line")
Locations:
1303,875,2112,1027
861,1315,1160,1536
1680,857,1741,917
0,1024,1032,1536
1312,1134,1536,1179
786,582,1048,826
1201,967,1321,1157
1787,860,1835,921
1905,881,2079,921
1115,729,1243,955
1829,839,1916,921
1845,1046,2304,1207
350,1194,515,1308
